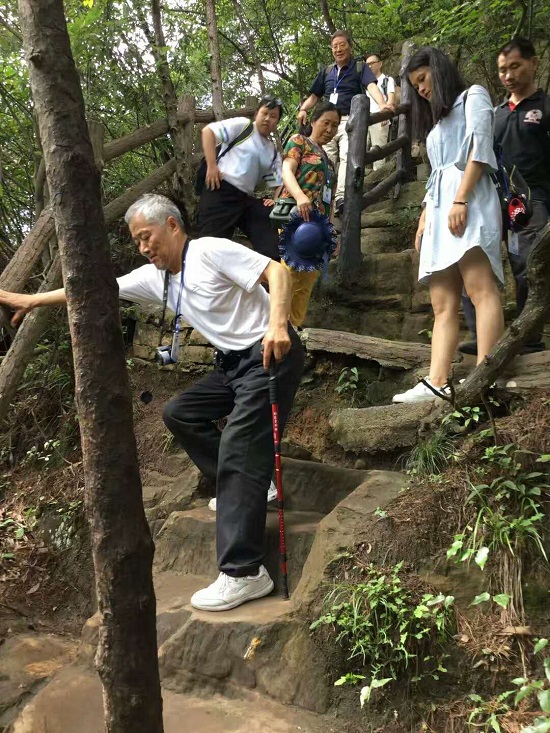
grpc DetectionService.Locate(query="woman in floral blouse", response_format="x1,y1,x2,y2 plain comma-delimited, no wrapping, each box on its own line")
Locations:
279,102,341,325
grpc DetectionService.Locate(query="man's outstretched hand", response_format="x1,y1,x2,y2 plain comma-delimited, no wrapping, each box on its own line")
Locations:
261,325,291,370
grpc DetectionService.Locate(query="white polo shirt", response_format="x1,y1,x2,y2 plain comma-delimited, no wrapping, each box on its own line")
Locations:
207,117,282,195
367,74,396,114
117,237,271,353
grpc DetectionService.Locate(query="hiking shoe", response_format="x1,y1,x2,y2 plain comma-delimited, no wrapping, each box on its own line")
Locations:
458,340,478,356
392,379,450,404
208,481,277,512
190,565,274,611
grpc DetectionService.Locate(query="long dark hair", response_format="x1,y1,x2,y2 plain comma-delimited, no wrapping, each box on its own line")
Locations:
301,102,341,136
405,46,466,142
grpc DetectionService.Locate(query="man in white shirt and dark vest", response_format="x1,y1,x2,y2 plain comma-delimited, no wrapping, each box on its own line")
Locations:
0,194,305,612
197,96,283,261
365,54,396,170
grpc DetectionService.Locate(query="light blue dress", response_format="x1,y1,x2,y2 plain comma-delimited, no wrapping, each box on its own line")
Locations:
420,85,503,284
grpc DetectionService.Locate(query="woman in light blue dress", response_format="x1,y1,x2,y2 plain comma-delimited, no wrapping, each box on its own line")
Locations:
393,47,504,403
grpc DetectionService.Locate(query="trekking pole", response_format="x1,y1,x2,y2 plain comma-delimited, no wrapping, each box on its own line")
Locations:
269,359,289,600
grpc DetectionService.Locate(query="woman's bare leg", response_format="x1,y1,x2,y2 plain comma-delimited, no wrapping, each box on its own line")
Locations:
460,248,504,365
428,265,463,387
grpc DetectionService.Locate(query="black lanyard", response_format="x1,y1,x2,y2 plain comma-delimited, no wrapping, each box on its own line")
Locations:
158,239,191,348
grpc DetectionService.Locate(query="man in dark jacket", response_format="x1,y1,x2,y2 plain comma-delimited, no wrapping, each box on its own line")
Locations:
460,37,550,355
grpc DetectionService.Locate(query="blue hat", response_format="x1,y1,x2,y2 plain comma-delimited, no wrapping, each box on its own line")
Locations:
279,208,337,274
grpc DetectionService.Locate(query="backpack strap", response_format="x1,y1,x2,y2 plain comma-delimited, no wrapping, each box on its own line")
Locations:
216,121,254,162
381,76,389,99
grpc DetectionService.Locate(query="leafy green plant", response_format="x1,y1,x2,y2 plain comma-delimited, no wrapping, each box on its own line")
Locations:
447,445,549,573
405,430,455,477
335,367,361,405
310,562,455,707
467,638,550,732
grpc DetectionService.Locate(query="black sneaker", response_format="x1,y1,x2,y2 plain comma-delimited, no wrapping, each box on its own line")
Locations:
334,199,344,217
458,340,477,356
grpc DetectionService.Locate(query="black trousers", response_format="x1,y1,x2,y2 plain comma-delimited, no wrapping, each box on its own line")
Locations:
197,180,280,261
462,198,550,342
163,328,305,577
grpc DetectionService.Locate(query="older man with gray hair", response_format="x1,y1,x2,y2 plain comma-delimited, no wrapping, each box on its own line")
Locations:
0,193,305,612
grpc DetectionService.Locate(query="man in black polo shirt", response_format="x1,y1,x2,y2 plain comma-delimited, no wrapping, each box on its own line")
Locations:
297,30,393,215
460,37,550,355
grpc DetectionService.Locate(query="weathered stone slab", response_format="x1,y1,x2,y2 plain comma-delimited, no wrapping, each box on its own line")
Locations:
0,633,77,728
329,402,434,453
303,327,431,369
10,662,339,732
292,471,406,611
154,507,322,593
361,226,410,254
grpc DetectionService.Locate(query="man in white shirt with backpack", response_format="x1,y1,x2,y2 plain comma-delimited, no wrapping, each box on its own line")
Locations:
365,54,396,170
197,96,283,260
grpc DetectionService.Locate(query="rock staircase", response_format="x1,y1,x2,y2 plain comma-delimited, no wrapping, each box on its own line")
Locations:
4,446,405,732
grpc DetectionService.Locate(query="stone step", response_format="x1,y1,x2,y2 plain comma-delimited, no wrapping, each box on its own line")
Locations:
281,456,369,513
78,569,333,715
329,402,435,454
9,662,340,732
154,507,323,593
153,571,332,713
361,226,412,254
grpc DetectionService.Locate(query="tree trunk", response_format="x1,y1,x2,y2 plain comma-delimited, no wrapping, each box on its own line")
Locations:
146,0,194,219
395,39,416,197
319,0,336,34
205,0,225,120
17,3,164,732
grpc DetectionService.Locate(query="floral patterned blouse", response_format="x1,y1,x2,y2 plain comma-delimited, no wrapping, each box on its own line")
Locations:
281,134,334,216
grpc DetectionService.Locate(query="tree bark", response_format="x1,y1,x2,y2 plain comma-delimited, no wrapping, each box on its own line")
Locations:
17,2,164,732
338,94,369,279
205,0,225,120
319,0,336,34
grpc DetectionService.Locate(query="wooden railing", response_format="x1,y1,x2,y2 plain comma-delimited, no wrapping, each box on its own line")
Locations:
338,40,417,279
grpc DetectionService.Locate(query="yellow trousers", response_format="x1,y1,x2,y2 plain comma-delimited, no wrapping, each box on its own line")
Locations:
282,262,320,327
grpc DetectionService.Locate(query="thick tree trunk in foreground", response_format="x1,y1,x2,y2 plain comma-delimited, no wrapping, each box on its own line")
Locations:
18,2,164,732
205,0,225,120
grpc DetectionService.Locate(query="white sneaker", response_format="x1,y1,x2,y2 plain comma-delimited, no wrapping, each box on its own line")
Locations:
190,565,274,611
392,379,450,404
208,481,277,512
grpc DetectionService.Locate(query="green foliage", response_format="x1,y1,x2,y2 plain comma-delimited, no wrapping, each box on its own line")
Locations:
335,366,361,405
405,430,455,476
447,444,549,573
310,562,455,706
467,639,550,732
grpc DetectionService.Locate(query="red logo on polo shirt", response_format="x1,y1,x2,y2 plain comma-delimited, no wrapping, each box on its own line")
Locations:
524,109,543,124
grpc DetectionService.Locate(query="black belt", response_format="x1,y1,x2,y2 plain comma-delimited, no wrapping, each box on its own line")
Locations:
214,343,256,372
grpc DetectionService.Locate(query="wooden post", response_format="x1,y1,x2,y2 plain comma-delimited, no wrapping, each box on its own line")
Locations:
177,95,196,224
395,39,416,196
338,94,369,279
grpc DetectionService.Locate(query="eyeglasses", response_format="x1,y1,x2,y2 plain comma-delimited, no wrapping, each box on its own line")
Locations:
332,43,349,51
367,60,382,66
